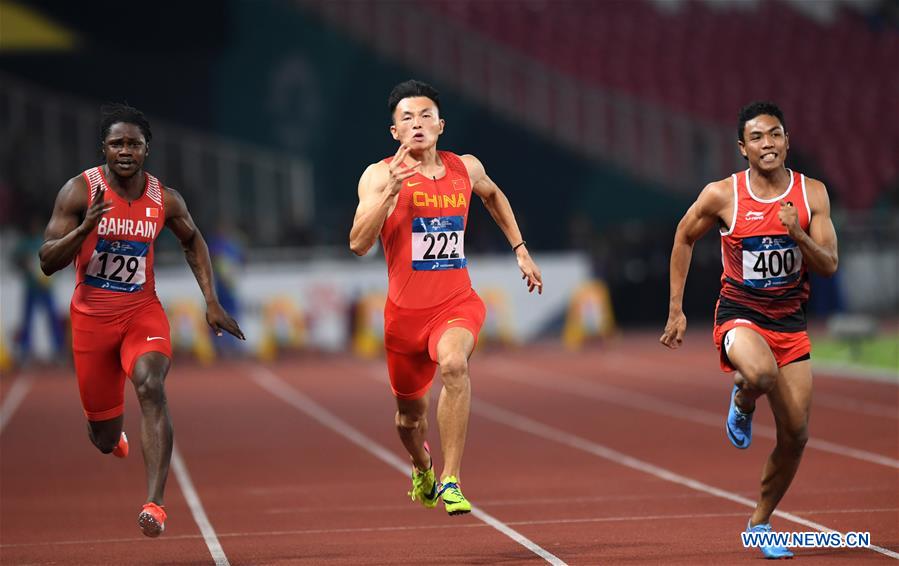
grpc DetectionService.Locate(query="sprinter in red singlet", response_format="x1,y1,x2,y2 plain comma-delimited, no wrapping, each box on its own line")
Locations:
39,104,244,537
660,102,838,558
350,80,542,515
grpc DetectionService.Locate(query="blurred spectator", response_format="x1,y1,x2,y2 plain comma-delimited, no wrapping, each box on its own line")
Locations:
14,216,64,362
208,221,246,356
809,272,845,317
0,177,12,229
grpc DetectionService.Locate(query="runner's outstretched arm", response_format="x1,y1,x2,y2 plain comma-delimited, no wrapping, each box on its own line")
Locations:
463,154,542,294
661,181,729,349
164,187,244,339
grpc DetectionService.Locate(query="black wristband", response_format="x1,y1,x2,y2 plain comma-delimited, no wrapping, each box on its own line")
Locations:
512,241,527,251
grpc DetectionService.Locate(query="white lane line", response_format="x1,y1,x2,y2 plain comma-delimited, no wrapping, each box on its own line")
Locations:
487,358,899,469
0,372,34,435
471,397,899,560
1,373,230,563
263,498,899,514
6,507,897,550
583,350,899,412
607,353,899,419
811,392,898,420
171,443,230,566
248,365,567,566
588,343,899,384
813,362,899,384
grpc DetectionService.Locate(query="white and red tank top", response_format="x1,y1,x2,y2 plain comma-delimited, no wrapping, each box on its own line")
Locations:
72,166,166,315
716,168,811,331
380,151,473,309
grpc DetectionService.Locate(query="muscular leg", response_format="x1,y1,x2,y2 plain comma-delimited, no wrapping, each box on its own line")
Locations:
434,327,475,481
130,352,173,505
396,395,431,471
724,326,779,413
750,360,812,526
87,415,125,453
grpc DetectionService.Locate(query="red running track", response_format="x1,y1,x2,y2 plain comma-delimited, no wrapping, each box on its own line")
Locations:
1,333,897,564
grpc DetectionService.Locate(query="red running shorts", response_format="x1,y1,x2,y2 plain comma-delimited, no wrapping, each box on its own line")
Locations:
713,318,811,373
384,289,486,400
70,300,172,421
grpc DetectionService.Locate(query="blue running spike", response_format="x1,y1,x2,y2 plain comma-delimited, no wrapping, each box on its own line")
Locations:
726,385,753,449
747,521,794,559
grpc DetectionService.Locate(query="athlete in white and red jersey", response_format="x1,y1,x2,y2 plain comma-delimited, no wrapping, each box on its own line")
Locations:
660,102,838,559
72,165,166,315
716,168,811,334
350,80,543,516
39,104,244,538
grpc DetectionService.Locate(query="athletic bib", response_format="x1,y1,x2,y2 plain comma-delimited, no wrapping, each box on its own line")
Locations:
84,239,148,292
411,216,466,271
741,235,803,289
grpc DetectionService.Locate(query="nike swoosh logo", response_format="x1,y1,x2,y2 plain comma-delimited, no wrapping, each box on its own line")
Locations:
407,181,423,187
146,336,167,342
446,318,466,324
726,422,748,448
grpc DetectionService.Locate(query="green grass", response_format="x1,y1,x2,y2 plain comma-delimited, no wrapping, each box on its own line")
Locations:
812,335,899,372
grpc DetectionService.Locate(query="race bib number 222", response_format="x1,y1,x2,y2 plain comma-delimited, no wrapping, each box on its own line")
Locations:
411,216,466,271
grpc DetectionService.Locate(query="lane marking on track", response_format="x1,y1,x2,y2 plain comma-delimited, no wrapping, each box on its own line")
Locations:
487,358,899,469
471,397,899,560
261,495,899,514
811,392,898,420
248,365,567,566
171,443,230,566
576,341,898,384
813,362,899,384
5,508,897,549
360,360,897,557
559,351,899,419
0,372,34,435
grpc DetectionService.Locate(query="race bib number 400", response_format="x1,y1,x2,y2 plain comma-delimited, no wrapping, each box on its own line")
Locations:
85,239,148,292
412,216,466,271
742,235,803,289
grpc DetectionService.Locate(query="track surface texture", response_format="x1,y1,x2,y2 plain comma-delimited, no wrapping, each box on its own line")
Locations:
2,333,896,564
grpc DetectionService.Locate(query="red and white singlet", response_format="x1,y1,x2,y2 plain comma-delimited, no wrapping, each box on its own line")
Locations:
380,151,473,309
72,166,166,316
716,168,811,331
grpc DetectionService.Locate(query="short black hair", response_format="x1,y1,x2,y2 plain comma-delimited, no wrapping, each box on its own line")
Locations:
388,79,440,118
738,101,786,142
100,103,152,144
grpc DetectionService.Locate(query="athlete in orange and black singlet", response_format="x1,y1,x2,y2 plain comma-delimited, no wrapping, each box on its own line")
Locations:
661,102,839,559
350,80,543,515
40,104,244,537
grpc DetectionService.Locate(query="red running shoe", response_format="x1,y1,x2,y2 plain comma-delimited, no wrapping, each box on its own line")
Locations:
112,432,129,458
138,502,166,538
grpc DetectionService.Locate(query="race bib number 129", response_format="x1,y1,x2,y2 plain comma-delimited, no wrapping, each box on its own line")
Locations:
411,216,466,271
742,235,803,289
85,239,148,292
